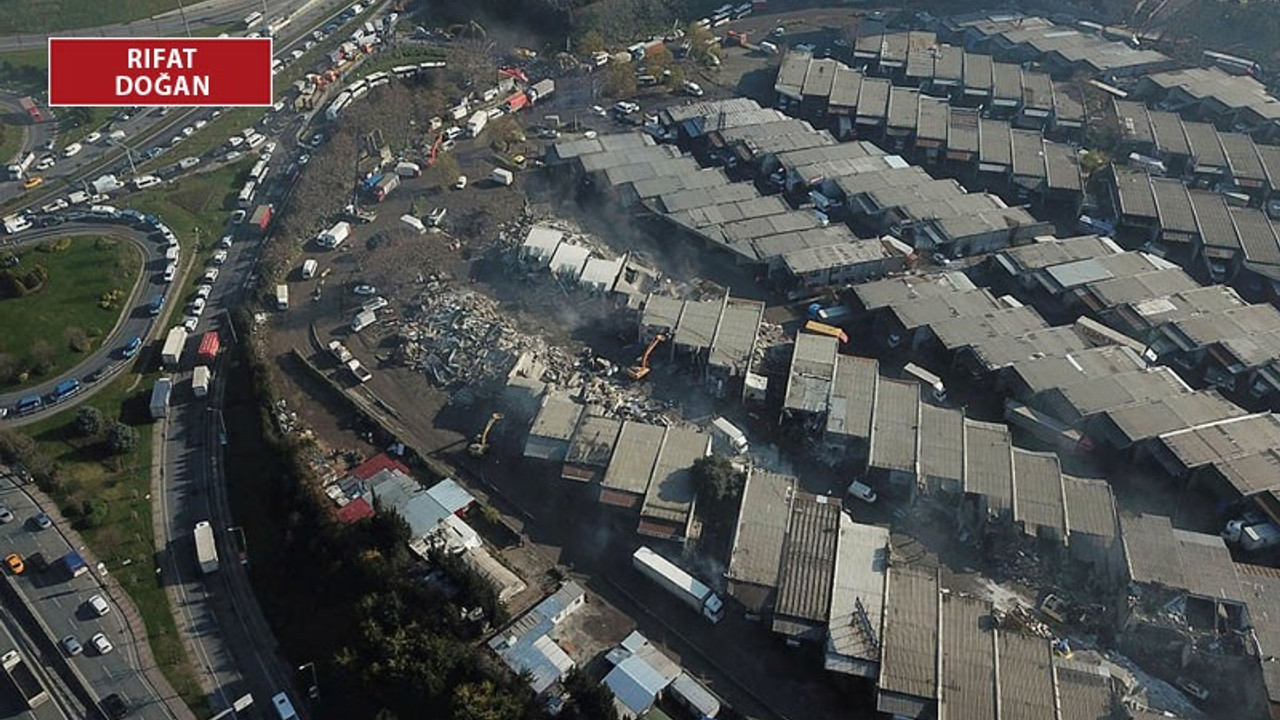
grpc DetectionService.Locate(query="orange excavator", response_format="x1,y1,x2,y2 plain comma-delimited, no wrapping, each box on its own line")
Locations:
426,133,443,167
627,334,666,380
468,413,503,457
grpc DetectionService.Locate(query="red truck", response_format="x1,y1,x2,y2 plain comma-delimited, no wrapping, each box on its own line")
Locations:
197,331,220,363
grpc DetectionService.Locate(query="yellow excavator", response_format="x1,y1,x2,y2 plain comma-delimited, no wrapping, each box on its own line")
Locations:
627,334,666,381
468,413,503,457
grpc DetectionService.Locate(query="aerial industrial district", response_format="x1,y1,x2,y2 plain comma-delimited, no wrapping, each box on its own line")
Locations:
3,1,1280,720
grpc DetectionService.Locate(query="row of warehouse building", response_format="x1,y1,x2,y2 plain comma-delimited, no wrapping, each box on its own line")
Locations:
545,100,1060,292
772,50,1087,209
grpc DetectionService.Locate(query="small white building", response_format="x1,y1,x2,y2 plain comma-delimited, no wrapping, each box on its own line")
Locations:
549,243,591,280
520,225,564,266
580,256,624,293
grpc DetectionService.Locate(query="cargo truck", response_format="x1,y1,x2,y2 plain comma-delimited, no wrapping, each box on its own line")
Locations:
632,547,724,623
394,161,421,178
2,650,50,709
807,302,852,323
194,521,219,574
490,168,514,186
161,327,188,368
317,221,351,249
1223,517,1280,551
275,284,289,310
192,366,211,398
371,173,399,202
709,416,749,455
150,377,172,419
903,362,947,402
197,331,220,363
347,358,373,383
60,550,88,578
526,78,555,103
249,204,273,233
466,110,488,137
302,258,318,279
351,309,377,333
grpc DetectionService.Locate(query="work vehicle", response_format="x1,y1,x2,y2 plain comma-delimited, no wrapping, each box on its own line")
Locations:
7,151,35,180
351,310,378,333
489,168,514,186
197,331,220,364
347,359,372,383
527,78,555,103
161,327,188,368
401,214,426,234
803,320,848,344
329,341,353,363
150,377,172,419
709,416,749,455
275,284,290,310
370,173,399,202
466,110,488,137
302,259,318,279
192,366,211,398
903,362,947,402
807,302,852,323
2,650,50,708
317,221,351,249
61,550,88,578
427,207,448,227
632,547,724,623
468,413,503,457
628,334,666,380
194,521,219,574
1222,517,1280,551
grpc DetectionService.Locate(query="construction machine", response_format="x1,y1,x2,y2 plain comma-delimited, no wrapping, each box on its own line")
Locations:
468,413,503,457
627,334,666,381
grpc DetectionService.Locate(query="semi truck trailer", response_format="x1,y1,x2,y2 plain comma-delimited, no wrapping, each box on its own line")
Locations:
632,546,724,623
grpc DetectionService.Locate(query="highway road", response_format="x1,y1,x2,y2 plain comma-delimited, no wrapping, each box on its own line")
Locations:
0,223,172,414
0,472,174,720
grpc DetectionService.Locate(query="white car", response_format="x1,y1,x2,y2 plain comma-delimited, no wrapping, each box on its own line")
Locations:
263,141,277,155
41,198,68,213
84,131,102,144
87,594,110,616
182,316,199,332
62,143,83,157
163,263,177,282
36,156,55,170
189,298,207,316
584,130,598,139
196,285,212,299
352,284,378,296
218,235,233,249
212,250,228,265
225,150,243,163
181,126,195,137
591,105,607,117
202,267,220,284
227,136,244,149
91,633,114,655
193,119,208,130
453,175,468,190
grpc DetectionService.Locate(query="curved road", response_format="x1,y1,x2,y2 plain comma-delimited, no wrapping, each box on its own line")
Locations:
0,222,171,417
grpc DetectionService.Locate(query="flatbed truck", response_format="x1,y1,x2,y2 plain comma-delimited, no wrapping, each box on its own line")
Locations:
2,650,50,708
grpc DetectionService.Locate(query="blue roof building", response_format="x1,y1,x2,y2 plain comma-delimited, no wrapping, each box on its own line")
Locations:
488,582,586,694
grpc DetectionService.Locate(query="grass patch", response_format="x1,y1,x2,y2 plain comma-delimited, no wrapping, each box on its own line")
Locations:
0,48,116,146
0,121,24,165
0,0,183,34
0,237,137,391
25,374,207,713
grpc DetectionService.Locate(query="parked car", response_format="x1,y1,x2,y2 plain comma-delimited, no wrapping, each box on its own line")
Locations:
218,235,233,249
196,285,212,299
230,210,246,224
182,316,199,332
353,284,378,296
0,506,13,524
202,267,220,284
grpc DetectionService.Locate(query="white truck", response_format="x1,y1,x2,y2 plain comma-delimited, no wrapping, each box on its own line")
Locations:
490,168,514,186
150,377,173,419
465,110,488,137
275,284,289,310
317,220,351,249
161,327,188,368
329,340,354,363
192,365,211,398
526,78,555,103
347,358,373,383
302,258,318,279
632,546,724,623
709,416,749,455
194,520,219,574
1223,516,1280,552
903,362,947,402
351,309,378,333
394,161,422,178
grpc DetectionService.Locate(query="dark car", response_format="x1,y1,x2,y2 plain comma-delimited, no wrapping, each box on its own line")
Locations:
101,693,130,719
84,366,108,384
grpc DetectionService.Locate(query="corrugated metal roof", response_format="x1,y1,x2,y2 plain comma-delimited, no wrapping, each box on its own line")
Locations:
1235,562,1280,705
1063,476,1117,540
870,377,921,474
641,426,709,527
527,393,584,444
919,404,964,482
938,593,995,719
603,421,665,494
997,631,1055,720
826,517,890,671
708,298,764,373
669,673,720,718
784,333,839,413
726,470,795,588
878,566,939,700
964,420,1014,510
826,355,879,441
773,493,842,624
1101,390,1246,445
1012,448,1066,536
604,655,667,716
1121,514,1242,601
426,478,475,515
673,298,722,351
565,415,622,468
1158,413,1280,471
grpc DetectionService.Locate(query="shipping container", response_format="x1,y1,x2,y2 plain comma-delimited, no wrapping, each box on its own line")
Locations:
197,331,220,363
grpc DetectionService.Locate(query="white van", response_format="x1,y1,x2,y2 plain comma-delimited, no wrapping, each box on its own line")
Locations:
133,175,162,190
709,416,749,455
301,258,318,279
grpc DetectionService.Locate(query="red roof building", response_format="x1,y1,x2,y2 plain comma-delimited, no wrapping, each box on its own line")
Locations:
350,453,411,481
336,497,376,524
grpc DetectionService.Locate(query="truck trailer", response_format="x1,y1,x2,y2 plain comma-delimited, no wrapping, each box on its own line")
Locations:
1,651,50,709
371,173,399,202
150,377,172,419
194,520,219,574
632,546,724,623
527,78,555,103
394,161,421,178
466,110,488,137
709,416,749,455
161,327,188,368
192,365,211,398
317,221,351,249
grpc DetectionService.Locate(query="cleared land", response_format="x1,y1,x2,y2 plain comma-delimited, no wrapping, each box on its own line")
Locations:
0,237,136,390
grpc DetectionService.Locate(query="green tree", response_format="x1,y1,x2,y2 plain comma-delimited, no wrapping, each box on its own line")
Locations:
645,46,674,74
560,668,618,720
74,406,104,437
603,61,636,98
450,681,526,720
105,422,138,455
691,454,744,505
578,29,606,55
686,21,713,58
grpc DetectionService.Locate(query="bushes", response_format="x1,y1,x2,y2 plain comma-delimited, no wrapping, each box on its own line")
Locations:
74,406,105,437
0,263,49,298
106,422,139,455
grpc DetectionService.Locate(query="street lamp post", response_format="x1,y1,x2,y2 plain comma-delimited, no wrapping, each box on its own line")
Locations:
299,662,320,702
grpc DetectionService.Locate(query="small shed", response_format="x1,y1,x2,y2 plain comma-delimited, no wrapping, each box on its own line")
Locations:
521,225,564,266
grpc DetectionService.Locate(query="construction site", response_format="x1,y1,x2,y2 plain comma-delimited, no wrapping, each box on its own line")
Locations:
248,5,1280,720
